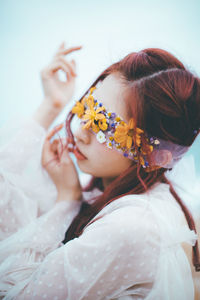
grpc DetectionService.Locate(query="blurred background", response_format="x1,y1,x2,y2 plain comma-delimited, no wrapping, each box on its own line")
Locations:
0,0,200,172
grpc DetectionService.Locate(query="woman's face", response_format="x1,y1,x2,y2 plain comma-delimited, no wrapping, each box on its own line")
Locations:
72,73,134,187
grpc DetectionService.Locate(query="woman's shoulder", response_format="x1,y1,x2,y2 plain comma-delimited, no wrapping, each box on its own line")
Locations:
83,183,169,234
94,182,176,217
87,182,197,245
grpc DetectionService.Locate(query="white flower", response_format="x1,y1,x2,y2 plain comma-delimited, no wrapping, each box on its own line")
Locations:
96,130,106,143
154,139,160,145
107,141,113,149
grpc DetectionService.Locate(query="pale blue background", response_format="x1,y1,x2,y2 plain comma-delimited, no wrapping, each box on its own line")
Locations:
0,0,200,171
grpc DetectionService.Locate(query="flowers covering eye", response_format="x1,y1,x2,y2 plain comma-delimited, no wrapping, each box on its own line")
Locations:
71,86,161,171
82,106,106,133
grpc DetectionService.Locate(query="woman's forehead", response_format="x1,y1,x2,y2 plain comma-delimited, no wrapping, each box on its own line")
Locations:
92,74,129,122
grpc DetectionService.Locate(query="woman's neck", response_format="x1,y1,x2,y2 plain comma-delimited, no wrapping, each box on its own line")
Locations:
102,176,117,190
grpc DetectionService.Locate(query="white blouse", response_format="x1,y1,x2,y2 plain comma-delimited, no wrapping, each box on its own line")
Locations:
0,115,199,300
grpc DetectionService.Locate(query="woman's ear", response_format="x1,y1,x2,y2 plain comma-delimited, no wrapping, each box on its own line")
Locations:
150,150,173,168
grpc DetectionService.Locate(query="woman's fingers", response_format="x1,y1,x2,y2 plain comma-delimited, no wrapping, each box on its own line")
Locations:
46,123,64,141
54,44,82,59
56,45,82,57
54,42,65,57
43,60,75,81
57,140,71,163
58,56,77,76
61,148,71,164
50,139,59,153
70,59,76,74
47,42,81,80
42,124,64,166
47,61,71,80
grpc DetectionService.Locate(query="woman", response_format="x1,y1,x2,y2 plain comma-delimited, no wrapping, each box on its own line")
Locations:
0,42,199,299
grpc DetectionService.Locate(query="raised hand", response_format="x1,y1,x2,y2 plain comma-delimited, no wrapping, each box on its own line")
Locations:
41,123,82,202
40,42,82,109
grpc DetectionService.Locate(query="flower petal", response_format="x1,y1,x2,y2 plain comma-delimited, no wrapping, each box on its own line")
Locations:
128,118,135,129
99,122,108,131
96,107,105,114
82,114,91,121
136,127,144,134
71,102,85,117
115,128,128,135
114,134,127,144
96,131,106,143
95,113,105,120
99,119,108,131
82,120,92,129
139,156,145,166
126,136,133,149
92,123,100,133
90,87,96,94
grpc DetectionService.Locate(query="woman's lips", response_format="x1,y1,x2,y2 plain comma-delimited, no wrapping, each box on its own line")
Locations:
73,146,87,161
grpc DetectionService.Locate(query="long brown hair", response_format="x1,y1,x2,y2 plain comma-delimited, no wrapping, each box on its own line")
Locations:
62,48,200,271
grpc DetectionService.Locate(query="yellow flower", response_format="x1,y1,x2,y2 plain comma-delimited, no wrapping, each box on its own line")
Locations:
82,106,105,132
114,118,144,149
91,123,100,133
89,87,96,94
139,156,145,166
133,133,142,147
99,118,108,131
141,144,153,155
71,99,85,118
85,95,95,109
115,116,121,122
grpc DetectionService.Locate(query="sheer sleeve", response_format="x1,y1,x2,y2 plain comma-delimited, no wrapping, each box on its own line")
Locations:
0,116,47,174
165,155,200,221
0,201,161,299
0,116,58,240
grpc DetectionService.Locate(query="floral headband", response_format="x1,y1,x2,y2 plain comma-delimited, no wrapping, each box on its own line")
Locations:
71,86,189,171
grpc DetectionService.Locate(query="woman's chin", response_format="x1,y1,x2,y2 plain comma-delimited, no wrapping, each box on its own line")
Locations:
78,164,97,177
77,160,90,173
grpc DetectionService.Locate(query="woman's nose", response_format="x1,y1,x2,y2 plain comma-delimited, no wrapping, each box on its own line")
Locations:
73,125,91,145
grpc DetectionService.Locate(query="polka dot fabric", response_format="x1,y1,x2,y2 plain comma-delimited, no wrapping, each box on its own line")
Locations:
0,116,198,299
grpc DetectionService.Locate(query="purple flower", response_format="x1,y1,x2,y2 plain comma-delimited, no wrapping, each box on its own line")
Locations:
149,137,154,143
111,113,116,119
